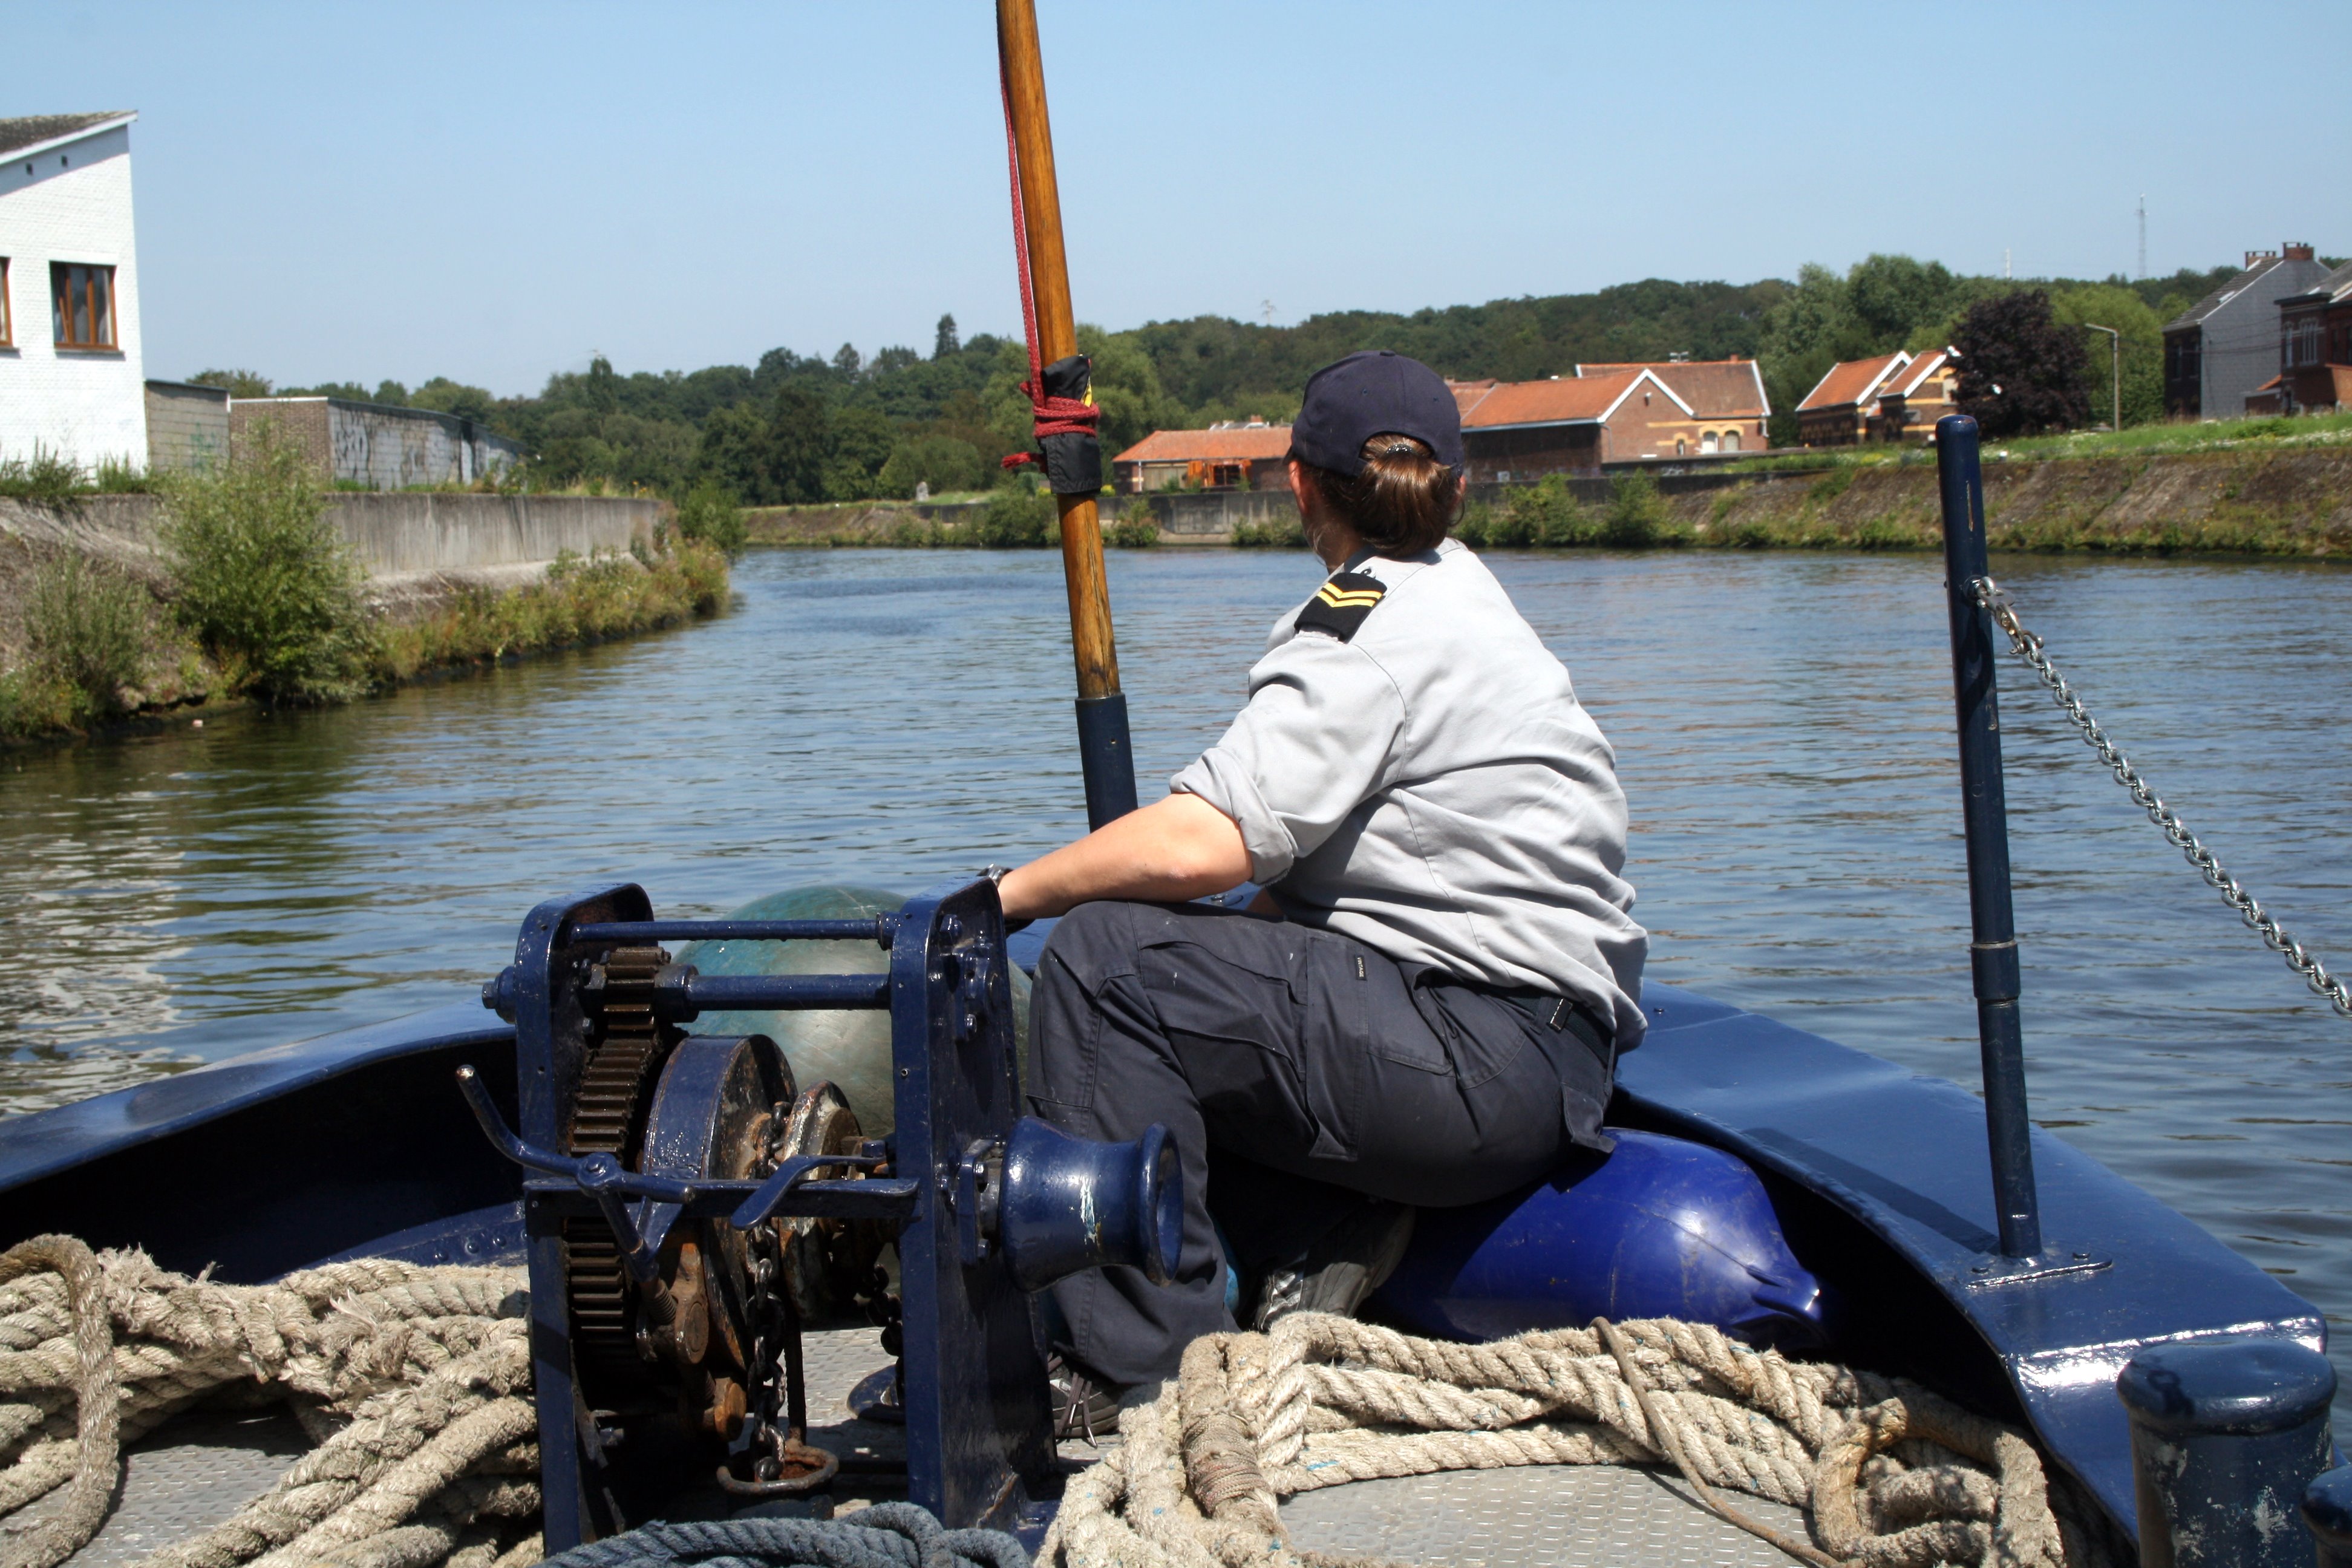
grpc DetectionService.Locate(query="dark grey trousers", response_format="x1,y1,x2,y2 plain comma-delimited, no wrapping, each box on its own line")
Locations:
1026,900,1613,1385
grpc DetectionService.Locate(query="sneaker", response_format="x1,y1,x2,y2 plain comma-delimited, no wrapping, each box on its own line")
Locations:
1252,1201,1416,1330
1045,1351,1124,1442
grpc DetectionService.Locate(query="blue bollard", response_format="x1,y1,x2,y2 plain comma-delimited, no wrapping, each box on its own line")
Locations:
2307,1465,2352,1568
2115,1338,2336,1567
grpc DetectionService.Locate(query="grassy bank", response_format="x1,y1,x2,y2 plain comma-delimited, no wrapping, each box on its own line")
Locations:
1724,408,2352,475
1,434,729,742
1462,445,2352,557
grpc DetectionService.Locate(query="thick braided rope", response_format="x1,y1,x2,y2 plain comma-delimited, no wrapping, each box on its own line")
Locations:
0,1239,535,1568
1039,1313,2118,1568
535,1509,1029,1568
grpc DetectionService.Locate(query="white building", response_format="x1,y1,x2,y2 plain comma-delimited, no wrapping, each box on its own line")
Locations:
0,113,146,473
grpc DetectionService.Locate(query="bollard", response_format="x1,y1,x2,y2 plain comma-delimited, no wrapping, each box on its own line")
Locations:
2308,1465,2352,1568
2115,1338,2336,1567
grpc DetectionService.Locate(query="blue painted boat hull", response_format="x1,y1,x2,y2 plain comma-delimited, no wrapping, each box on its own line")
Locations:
0,979,2324,1543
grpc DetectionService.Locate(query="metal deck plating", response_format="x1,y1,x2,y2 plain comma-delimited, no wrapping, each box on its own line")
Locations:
48,1327,1808,1568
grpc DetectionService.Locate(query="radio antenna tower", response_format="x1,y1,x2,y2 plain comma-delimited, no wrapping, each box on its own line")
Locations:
2137,196,2147,279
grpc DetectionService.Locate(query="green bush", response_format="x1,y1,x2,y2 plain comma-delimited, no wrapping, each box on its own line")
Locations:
1231,517,1307,549
24,553,152,717
675,484,746,552
93,458,150,494
0,446,90,505
1602,471,1674,546
973,486,1054,548
1493,475,1597,546
157,422,365,701
1108,499,1159,547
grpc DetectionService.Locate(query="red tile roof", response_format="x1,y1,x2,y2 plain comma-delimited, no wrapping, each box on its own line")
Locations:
1575,359,1769,419
1458,370,1685,428
1446,379,1499,417
1797,352,1911,413
1114,425,1293,464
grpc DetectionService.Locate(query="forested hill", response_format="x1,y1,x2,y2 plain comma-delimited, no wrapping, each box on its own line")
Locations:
194,258,2239,506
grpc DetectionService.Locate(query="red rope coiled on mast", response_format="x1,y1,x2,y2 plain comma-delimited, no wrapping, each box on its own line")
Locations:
998,56,1099,474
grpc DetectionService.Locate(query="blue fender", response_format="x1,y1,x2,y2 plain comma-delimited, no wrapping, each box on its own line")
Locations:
1372,1128,1826,1348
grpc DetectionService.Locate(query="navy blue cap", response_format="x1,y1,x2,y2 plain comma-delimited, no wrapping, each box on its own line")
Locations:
1290,350,1463,476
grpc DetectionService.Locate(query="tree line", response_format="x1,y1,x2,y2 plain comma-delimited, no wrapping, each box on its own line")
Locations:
188,256,2249,504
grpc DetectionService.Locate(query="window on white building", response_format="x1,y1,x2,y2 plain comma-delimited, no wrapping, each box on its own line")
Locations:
51,263,116,350
0,259,10,348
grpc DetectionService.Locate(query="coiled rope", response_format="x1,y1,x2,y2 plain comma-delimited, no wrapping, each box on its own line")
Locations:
0,1235,540,1568
3,1236,2122,1568
538,1510,1026,1568
1042,1313,2125,1568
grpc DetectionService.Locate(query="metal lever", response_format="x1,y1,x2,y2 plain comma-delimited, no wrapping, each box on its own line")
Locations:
730,1152,889,1230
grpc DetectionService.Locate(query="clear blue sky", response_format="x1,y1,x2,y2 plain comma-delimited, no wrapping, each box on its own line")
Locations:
24,1,2350,396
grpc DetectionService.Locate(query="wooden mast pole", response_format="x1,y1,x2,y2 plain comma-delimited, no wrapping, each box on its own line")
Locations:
997,0,1138,828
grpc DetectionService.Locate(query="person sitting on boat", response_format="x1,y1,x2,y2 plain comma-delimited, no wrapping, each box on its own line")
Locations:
997,348,1647,1410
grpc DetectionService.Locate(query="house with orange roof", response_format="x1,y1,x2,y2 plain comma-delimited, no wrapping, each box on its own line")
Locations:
1449,368,1696,480
1573,358,1771,456
1872,348,1961,442
1111,417,1290,493
1795,351,1913,446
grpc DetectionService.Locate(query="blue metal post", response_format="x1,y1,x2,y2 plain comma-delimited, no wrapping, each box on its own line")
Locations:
2307,1465,2352,1568
1935,414,2041,1259
2115,1338,2337,1567
1074,691,1139,830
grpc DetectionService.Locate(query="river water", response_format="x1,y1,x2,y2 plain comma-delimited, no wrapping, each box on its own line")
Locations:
4,544,2348,1400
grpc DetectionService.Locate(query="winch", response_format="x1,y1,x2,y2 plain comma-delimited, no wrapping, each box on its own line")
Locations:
466,875,1182,1546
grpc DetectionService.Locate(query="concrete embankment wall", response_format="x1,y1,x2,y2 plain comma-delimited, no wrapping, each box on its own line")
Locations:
0,492,665,646
748,448,2352,554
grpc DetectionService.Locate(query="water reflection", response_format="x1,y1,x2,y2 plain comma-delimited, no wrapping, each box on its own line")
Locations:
2,543,2348,1408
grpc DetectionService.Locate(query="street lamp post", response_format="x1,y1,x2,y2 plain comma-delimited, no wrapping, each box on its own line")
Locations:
2083,323,2121,433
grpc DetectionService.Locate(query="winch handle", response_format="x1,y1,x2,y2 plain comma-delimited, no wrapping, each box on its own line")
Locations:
454,1065,700,1204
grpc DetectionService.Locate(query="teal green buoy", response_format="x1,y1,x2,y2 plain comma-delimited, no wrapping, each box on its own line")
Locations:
674,885,1031,1138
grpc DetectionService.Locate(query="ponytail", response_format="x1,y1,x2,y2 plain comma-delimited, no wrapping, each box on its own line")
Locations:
1291,433,1462,557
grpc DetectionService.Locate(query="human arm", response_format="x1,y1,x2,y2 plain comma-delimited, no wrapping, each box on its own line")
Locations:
996,792,1253,921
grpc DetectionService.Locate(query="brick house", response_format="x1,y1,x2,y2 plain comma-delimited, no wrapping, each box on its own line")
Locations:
1573,358,1771,456
1111,419,1291,493
2163,244,2329,419
0,113,148,472
2269,260,2352,414
1872,348,1960,441
1451,368,1693,480
1795,352,1912,446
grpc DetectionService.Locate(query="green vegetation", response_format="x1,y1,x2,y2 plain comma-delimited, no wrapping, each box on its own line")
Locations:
2,431,733,742
1108,500,1160,548
675,483,746,552
189,254,2281,526
368,541,728,680
971,487,1055,548
0,445,152,503
1,554,153,730
1723,407,2352,473
157,425,370,702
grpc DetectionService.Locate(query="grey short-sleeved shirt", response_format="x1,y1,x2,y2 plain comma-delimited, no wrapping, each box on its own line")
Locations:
1171,538,1648,1050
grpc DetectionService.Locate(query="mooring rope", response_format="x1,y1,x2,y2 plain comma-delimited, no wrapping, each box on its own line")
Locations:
2,1236,2122,1568
538,1511,1027,1568
1041,1313,2125,1568
0,1235,540,1568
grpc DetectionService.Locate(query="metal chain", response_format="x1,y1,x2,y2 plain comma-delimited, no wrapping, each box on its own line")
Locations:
1969,575,2352,1019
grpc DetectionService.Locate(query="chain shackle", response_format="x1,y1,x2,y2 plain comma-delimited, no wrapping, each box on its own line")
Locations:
1968,576,2352,1021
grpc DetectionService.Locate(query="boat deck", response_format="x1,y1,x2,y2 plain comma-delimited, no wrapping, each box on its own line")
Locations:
45,1328,1808,1568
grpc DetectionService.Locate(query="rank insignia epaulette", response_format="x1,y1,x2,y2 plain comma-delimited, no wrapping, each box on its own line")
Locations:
1295,572,1386,642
